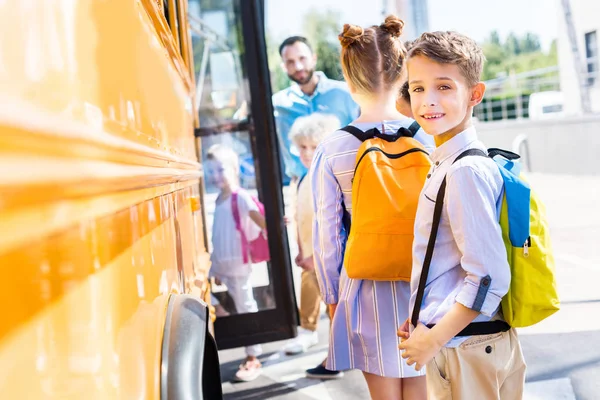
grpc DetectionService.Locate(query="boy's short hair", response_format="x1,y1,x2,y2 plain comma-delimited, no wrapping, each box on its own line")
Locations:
408,31,485,86
289,113,341,146
206,144,239,171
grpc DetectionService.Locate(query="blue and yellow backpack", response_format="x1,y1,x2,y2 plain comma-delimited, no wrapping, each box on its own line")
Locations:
411,147,560,331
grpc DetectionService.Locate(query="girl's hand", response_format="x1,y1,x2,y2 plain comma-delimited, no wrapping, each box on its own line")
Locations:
300,256,315,271
295,253,304,267
398,322,443,371
397,318,410,341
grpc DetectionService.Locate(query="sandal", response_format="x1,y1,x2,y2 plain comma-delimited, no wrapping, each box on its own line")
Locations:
233,357,262,382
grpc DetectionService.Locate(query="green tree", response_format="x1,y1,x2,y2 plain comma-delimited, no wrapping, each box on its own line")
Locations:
302,8,344,80
266,31,290,93
481,31,557,80
489,30,502,46
520,33,541,53
505,33,522,56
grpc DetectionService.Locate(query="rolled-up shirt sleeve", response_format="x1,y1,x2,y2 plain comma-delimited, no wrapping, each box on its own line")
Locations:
310,147,345,304
446,166,510,317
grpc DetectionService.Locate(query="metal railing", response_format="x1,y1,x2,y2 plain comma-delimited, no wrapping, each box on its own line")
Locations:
475,66,561,122
475,60,599,122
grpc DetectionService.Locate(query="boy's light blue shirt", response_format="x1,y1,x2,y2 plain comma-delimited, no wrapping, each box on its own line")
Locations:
272,71,360,178
409,127,510,347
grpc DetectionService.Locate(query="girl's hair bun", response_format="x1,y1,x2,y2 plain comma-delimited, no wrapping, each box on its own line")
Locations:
339,23,365,47
380,15,404,38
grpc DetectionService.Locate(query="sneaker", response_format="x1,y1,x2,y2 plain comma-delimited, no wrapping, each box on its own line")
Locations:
305,363,344,380
233,358,262,382
283,327,319,355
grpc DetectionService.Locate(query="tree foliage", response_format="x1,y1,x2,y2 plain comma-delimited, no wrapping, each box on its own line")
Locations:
267,13,558,90
267,8,344,92
481,30,557,81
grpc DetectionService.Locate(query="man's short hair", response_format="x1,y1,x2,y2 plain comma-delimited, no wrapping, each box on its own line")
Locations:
408,31,485,86
279,36,313,56
289,113,340,146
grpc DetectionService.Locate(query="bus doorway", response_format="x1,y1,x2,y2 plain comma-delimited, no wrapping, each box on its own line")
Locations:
189,0,299,351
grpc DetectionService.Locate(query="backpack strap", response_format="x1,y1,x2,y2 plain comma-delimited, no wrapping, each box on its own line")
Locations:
297,173,307,192
341,125,415,142
340,125,375,142
407,121,421,137
230,190,249,264
488,148,520,160
411,148,494,331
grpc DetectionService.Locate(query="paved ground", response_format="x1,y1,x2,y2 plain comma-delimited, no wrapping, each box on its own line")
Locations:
217,173,600,399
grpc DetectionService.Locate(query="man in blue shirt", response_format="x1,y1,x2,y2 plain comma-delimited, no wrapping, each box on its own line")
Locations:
273,36,359,180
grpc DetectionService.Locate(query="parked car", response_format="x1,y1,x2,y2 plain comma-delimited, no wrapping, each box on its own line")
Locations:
528,91,565,120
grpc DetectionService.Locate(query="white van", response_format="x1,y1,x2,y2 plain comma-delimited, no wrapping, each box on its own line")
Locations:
528,91,564,120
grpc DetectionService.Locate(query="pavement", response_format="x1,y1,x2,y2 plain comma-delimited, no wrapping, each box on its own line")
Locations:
217,173,600,399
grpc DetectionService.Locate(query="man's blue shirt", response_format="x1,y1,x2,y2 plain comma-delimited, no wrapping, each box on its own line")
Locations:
272,72,359,178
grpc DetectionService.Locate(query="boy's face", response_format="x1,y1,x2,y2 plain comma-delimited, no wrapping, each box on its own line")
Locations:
296,139,319,169
407,55,484,141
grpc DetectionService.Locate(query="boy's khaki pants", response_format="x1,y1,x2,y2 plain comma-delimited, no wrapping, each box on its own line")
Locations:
426,328,526,400
300,269,323,331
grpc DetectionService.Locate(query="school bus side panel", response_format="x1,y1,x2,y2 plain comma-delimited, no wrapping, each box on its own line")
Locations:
0,0,211,398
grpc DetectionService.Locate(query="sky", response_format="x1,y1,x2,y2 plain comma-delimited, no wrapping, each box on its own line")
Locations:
266,0,559,50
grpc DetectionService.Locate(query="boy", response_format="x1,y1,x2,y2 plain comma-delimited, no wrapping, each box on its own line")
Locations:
398,31,526,399
282,113,344,379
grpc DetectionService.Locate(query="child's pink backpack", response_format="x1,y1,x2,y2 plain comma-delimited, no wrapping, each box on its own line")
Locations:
231,190,270,264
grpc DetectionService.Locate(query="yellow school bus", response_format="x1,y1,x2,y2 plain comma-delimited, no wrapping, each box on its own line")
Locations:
1,0,300,397
0,0,225,398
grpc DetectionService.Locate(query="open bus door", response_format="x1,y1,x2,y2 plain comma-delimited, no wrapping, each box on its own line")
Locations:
188,0,299,350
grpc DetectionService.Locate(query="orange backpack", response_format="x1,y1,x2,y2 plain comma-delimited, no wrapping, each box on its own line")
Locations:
342,123,431,281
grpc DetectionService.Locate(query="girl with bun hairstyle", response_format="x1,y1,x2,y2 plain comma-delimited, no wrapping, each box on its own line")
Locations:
310,15,432,399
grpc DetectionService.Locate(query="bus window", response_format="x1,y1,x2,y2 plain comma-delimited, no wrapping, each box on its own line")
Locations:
189,0,298,349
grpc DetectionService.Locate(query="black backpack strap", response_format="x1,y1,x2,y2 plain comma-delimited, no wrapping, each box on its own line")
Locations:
342,125,417,142
410,171,448,327
297,173,307,192
341,201,351,234
410,147,488,328
340,125,375,142
407,121,421,137
454,148,488,161
488,148,520,160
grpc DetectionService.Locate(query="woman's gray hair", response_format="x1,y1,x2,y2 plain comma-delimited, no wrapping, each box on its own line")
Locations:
288,113,341,145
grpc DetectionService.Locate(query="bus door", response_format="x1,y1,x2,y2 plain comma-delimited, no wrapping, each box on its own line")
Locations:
188,0,298,350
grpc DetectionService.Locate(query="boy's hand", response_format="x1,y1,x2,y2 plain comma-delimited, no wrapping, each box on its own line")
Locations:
397,318,410,341
398,322,443,371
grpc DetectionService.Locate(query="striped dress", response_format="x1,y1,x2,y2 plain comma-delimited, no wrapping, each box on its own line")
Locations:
310,119,434,378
